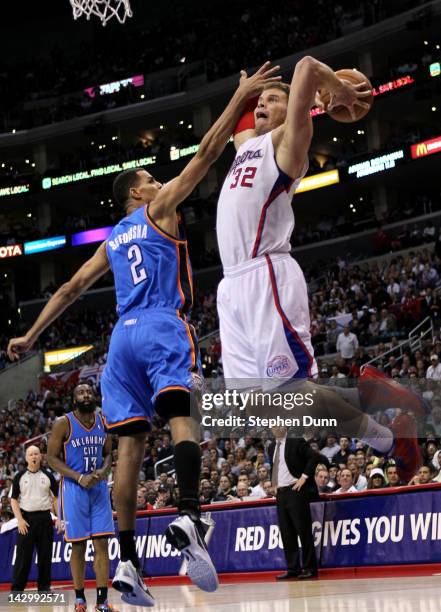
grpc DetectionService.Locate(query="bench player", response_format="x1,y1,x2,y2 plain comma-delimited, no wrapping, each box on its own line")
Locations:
7,62,282,606
216,55,422,482
47,384,115,612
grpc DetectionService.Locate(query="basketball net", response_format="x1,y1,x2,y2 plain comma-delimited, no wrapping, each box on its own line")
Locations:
69,0,132,26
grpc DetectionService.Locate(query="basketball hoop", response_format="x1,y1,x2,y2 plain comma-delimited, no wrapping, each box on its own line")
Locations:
69,0,133,26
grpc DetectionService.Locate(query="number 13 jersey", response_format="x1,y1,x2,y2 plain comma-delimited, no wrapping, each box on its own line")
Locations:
216,131,307,269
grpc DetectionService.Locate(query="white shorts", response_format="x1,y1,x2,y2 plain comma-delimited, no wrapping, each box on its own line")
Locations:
217,253,317,388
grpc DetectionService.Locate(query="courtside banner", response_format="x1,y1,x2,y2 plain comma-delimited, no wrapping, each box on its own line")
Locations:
1,489,441,582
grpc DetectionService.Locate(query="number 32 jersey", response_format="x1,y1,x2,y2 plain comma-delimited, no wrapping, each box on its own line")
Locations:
216,131,307,269
106,205,193,316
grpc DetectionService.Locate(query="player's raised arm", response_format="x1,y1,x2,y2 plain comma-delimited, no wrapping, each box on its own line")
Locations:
7,241,110,360
274,56,372,179
149,62,281,220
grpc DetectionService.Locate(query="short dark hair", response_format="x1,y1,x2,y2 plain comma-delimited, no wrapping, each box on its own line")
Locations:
262,81,290,98
73,383,93,399
113,168,143,209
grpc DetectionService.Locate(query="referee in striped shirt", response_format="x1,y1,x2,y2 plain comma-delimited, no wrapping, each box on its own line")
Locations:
10,445,59,592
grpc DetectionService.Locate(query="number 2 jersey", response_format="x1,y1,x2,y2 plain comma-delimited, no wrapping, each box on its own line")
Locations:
216,131,307,269
106,205,193,317
101,205,200,430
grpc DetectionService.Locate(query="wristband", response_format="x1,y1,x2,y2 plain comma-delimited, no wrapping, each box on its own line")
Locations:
78,474,84,484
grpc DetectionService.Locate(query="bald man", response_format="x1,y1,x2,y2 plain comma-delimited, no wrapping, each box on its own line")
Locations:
10,445,59,593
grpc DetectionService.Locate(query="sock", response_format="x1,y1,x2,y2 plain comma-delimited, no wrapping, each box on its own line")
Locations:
96,586,108,606
360,416,394,453
174,441,201,519
119,530,140,568
75,588,86,602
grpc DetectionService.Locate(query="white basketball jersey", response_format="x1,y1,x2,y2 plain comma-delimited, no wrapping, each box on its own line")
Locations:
216,132,307,269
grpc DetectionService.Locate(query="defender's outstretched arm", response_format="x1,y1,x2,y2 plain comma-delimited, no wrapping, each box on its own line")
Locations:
150,62,281,220
7,241,109,359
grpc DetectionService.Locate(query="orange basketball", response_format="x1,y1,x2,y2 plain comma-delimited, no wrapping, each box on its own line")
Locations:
318,68,374,123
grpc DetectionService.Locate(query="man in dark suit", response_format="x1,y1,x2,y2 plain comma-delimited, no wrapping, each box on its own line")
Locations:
269,426,327,580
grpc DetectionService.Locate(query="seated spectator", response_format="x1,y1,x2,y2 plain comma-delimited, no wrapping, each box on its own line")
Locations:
426,354,441,380
320,433,340,462
213,475,235,502
235,481,251,501
367,467,386,489
329,365,347,385
333,437,351,465
250,466,270,498
335,468,358,494
315,465,330,493
385,464,406,487
153,484,174,509
262,480,274,498
199,479,214,504
136,489,147,510
409,464,436,486
326,464,339,492
351,464,368,491
379,308,397,337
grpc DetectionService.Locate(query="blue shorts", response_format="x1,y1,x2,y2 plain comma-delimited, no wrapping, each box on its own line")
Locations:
101,308,200,431
59,478,114,542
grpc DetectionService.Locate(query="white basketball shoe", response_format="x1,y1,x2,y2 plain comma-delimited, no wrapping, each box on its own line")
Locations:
164,514,218,592
112,559,155,607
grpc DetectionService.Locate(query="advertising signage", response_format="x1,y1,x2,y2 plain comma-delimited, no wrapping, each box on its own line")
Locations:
347,150,405,179
0,185,30,198
0,244,23,259
42,156,156,190
84,75,144,98
72,226,113,246
296,169,340,193
24,236,67,255
411,136,441,159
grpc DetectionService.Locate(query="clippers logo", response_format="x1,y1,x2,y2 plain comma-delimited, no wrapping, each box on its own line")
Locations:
411,136,441,159
266,355,293,378
229,149,263,175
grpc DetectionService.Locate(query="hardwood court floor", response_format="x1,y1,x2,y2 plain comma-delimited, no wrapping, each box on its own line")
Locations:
2,574,441,612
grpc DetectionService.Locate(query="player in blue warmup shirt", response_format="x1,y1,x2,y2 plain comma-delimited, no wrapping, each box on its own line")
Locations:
7,63,281,606
47,384,115,612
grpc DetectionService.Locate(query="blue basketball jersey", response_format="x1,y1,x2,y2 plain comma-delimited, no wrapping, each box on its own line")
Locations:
106,205,193,316
64,411,106,477
60,411,114,542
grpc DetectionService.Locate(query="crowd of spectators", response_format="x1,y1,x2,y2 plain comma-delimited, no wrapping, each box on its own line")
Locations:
2,366,441,526
309,246,441,361
1,0,416,133
3,224,441,523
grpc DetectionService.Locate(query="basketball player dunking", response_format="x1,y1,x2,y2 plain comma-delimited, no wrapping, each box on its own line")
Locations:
216,55,423,483
7,63,282,606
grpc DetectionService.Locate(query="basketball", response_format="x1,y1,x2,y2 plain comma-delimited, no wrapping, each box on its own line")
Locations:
318,68,374,123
